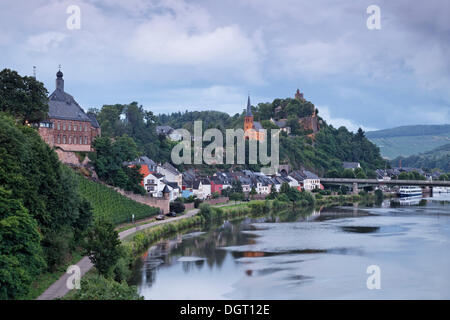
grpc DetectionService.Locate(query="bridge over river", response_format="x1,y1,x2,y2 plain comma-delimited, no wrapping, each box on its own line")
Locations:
320,178,450,194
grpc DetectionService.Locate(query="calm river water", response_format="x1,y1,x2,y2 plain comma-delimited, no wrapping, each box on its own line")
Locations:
130,194,450,299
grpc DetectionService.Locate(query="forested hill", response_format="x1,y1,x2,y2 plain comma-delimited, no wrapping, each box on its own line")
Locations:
366,124,450,159
148,97,385,175
391,143,450,171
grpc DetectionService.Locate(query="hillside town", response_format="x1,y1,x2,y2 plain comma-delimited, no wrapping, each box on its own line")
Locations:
125,156,322,202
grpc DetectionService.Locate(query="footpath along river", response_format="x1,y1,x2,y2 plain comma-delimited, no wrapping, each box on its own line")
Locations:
130,194,450,299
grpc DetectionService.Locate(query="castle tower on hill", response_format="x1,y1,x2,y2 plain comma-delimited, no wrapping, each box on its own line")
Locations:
295,88,305,101
244,95,265,141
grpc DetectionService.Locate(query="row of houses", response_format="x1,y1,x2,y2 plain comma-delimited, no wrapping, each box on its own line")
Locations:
126,156,323,201
375,167,442,181
125,157,183,201
181,168,322,199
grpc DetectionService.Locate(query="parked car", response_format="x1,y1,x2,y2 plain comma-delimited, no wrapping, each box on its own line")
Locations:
155,214,165,220
166,211,177,217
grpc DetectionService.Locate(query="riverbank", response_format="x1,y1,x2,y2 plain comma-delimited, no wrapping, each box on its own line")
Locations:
40,192,381,300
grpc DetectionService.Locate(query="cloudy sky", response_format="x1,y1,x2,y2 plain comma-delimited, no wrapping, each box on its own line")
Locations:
1,0,449,131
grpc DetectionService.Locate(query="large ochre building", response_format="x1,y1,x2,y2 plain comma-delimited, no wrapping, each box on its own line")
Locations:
38,70,100,152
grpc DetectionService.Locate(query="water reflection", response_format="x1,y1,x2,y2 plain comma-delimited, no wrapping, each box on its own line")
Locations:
131,194,450,299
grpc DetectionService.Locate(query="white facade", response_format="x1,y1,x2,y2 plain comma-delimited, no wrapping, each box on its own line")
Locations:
157,165,182,188
303,178,321,191
143,173,166,197
287,176,300,189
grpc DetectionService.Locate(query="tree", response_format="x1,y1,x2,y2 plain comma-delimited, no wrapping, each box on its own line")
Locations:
0,68,49,123
267,186,278,200
280,182,291,194
170,201,185,214
69,275,142,300
83,219,121,277
342,169,356,179
325,169,340,178
249,186,257,198
354,167,367,179
0,188,46,299
229,192,244,203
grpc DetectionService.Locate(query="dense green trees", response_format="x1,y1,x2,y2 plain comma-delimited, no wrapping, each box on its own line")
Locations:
0,188,46,299
93,102,175,163
0,69,49,124
0,114,94,298
68,274,142,300
91,135,145,194
392,143,450,172
82,219,121,277
397,171,426,180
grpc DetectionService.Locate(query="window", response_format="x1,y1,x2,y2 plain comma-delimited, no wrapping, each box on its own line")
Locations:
57,135,61,144
63,136,66,144
68,123,72,131
69,136,72,144
74,124,77,131
63,122,66,130
57,122,61,130
85,124,88,132
74,136,77,144
84,136,88,144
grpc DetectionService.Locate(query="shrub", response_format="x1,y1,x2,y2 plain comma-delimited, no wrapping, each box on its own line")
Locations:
68,275,142,300
170,201,185,213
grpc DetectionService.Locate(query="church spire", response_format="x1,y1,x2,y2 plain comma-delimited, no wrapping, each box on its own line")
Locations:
246,95,252,117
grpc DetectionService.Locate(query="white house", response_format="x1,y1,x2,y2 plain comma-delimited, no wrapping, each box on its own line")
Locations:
157,162,182,188
302,170,321,191
143,172,166,197
163,181,181,201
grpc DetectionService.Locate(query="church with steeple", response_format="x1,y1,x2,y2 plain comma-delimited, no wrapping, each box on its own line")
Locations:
38,69,101,153
244,95,265,141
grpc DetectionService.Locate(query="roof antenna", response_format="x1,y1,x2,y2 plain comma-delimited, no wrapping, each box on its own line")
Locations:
33,66,36,78
58,64,61,71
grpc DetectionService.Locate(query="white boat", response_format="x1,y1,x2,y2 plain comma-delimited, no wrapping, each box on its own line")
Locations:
434,186,450,193
398,186,422,198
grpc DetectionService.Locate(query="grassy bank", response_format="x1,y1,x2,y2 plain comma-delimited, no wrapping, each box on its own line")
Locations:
28,175,159,299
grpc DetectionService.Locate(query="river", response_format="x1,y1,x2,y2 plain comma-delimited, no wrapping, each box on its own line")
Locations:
130,194,450,299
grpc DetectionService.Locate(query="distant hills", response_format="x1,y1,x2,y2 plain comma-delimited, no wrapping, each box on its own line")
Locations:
366,124,450,159
390,143,450,171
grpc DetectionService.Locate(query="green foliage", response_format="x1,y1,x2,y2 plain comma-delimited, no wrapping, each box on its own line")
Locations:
277,184,315,207
96,102,173,163
170,201,185,213
392,143,450,172
0,69,49,123
76,174,159,224
68,274,142,300
367,125,450,159
82,219,121,276
0,188,46,299
91,135,145,193
397,171,426,180
0,114,93,271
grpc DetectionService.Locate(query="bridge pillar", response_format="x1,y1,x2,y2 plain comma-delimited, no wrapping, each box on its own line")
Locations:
353,182,358,195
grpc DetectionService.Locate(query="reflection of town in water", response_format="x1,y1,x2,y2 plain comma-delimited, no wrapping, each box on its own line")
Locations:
131,194,450,299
